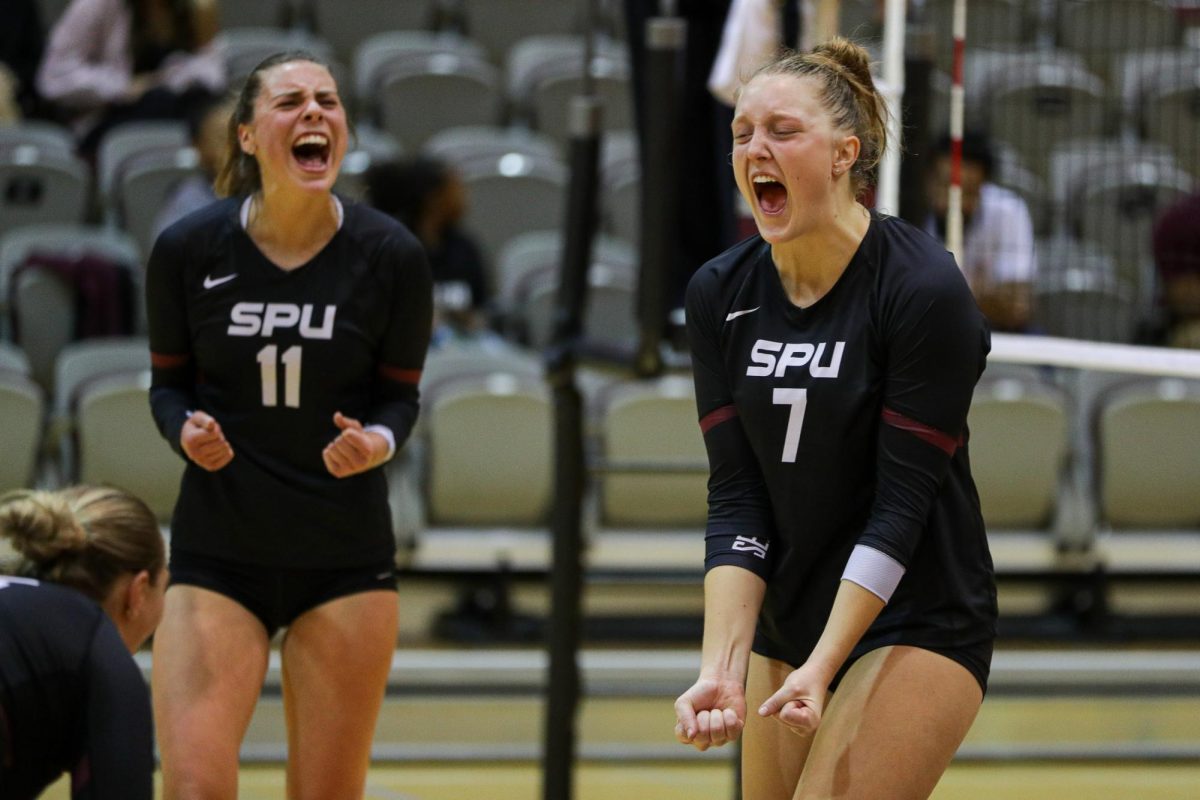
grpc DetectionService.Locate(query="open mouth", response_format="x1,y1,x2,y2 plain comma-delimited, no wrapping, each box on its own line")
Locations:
753,175,787,215
292,133,331,172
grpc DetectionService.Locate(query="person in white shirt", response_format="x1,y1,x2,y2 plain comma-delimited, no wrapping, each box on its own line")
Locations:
926,131,1037,332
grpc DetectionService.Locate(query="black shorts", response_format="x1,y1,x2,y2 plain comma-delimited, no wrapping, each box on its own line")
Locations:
756,634,994,697
168,550,398,639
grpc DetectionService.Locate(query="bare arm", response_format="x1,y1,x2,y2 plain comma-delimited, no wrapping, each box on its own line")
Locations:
674,565,765,750
757,580,884,732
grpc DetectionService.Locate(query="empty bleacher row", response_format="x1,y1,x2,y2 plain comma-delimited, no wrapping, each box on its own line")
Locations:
3,334,1199,607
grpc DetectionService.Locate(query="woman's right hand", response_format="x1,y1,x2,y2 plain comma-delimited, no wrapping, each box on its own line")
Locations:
180,411,233,471
673,674,747,751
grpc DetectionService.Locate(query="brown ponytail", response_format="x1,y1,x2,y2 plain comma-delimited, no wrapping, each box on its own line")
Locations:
214,50,335,198
0,486,164,604
755,37,892,195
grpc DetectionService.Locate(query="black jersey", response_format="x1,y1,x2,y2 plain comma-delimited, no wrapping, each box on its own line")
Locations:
0,578,153,800
147,197,433,568
686,214,997,673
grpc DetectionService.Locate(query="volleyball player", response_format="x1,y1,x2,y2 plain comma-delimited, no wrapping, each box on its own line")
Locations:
145,52,432,799
0,486,166,800
673,39,997,799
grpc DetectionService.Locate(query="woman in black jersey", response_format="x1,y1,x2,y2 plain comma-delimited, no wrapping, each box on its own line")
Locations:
673,39,996,799
146,52,432,799
0,486,166,800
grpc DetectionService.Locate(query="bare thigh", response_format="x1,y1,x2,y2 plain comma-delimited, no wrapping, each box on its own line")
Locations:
742,653,829,800
153,585,271,800
794,645,984,800
281,589,399,800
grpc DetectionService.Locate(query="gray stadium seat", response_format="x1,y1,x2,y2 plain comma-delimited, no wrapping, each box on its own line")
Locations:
599,129,640,242
0,121,75,157
376,51,502,150
0,147,90,238
970,371,1071,531
978,51,1108,181
0,341,31,376
924,0,1027,74
214,27,336,83
1131,51,1200,179
596,374,706,529
95,120,189,209
458,0,585,65
312,0,434,66
421,125,560,171
10,267,74,394
0,371,43,493
1094,377,1200,574
75,370,184,522
492,229,635,323
0,225,142,388
50,337,150,483
456,152,568,268
1057,0,1179,83
505,35,631,140
409,370,554,571
1048,139,1192,313
1033,237,1137,343
521,260,638,352
114,147,205,257
214,0,285,29
353,32,496,147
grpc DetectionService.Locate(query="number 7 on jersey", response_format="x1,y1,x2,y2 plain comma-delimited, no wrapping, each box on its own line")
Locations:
773,388,807,463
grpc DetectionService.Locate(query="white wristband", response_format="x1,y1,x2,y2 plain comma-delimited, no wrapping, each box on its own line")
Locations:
841,544,906,603
363,424,396,460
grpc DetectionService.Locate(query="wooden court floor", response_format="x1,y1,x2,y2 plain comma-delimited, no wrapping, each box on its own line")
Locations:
45,761,1200,799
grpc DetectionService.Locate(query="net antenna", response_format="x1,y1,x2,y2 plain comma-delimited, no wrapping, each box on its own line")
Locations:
945,0,967,266
876,0,908,215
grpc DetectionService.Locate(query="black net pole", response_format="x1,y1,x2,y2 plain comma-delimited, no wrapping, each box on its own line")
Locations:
634,11,687,378
541,10,603,799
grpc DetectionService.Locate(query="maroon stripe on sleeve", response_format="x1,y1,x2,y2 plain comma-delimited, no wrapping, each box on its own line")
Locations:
699,404,738,435
150,352,190,368
379,365,422,385
881,407,963,456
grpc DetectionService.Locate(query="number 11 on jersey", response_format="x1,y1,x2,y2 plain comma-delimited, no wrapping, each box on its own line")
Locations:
257,344,302,407
773,388,807,463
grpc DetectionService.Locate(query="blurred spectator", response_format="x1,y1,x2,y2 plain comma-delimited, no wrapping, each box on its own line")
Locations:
36,0,225,156
925,131,1037,333
1152,191,1200,349
149,90,233,243
366,156,500,348
0,0,45,121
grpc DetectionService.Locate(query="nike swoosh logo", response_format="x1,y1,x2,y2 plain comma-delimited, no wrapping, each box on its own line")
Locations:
203,273,237,289
725,306,760,322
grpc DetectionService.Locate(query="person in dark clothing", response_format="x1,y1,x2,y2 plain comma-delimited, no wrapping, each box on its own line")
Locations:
365,156,492,343
0,0,45,119
146,51,432,800
674,39,996,800
0,485,167,800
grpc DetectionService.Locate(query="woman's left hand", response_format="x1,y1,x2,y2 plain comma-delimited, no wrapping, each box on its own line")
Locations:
757,661,832,738
323,412,390,478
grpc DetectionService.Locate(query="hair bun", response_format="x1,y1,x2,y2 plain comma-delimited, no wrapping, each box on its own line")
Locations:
0,490,88,564
813,36,875,91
